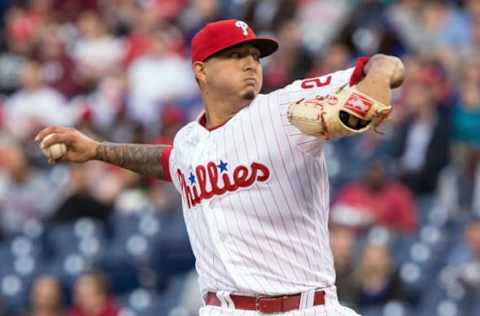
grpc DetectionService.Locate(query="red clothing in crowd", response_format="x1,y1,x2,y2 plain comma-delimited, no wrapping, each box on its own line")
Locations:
70,298,120,316
334,182,417,233
122,33,153,67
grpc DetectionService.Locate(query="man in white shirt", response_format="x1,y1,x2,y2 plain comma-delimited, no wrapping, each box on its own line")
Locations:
5,61,74,140
36,19,404,315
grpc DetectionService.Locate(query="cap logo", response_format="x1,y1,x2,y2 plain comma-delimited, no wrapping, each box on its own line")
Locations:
235,21,249,36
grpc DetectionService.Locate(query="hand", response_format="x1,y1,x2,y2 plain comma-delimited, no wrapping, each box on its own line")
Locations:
364,54,405,88
35,127,99,164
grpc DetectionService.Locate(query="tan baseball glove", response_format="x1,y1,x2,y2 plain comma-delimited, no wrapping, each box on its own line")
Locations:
287,85,392,140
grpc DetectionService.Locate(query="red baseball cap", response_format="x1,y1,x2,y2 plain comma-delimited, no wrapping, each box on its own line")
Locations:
191,19,279,63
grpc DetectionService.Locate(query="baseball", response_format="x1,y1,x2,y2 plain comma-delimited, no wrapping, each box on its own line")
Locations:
41,134,67,160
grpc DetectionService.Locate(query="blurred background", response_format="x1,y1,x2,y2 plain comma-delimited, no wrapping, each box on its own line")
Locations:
0,0,479,315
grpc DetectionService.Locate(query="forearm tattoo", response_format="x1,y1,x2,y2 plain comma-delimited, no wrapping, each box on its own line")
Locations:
95,142,170,179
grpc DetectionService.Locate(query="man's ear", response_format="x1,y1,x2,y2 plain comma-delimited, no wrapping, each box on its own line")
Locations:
193,61,207,85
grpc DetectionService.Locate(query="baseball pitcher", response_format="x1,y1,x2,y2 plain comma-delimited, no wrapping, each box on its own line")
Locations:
36,20,405,315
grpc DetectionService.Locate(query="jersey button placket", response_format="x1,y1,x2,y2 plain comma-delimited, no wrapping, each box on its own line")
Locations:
203,135,234,270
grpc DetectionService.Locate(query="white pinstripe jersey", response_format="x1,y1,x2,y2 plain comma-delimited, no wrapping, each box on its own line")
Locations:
166,61,366,297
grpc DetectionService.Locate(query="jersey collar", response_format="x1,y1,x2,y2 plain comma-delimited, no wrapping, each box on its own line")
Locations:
197,111,231,132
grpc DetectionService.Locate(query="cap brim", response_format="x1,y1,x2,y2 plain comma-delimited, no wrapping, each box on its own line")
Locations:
244,37,279,58
206,37,279,61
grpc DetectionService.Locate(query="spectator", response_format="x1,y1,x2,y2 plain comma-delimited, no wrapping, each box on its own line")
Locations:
0,0,479,314
0,139,66,234
308,42,351,78
3,60,75,141
457,56,480,88
120,9,156,67
418,0,471,55
388,0,470,61
127,27,196,131
262,19,313,92
339,0,407,56
332,161,417,234
466,0,480,21
458,218,480,289
330,225,358,308
5,6,41,57
0,48,26,94
51,0,98,22
297,0,353,52
352,242,407,312
146,180,182,215
26,0,54,26
102,0,142,37
37,25,81,98
453,81,480,146
0,9,28,94
75,72,128,138
20,275,66,316
50,163,121,223
179,0,222,42
171,270,202,316
437,143,480,216
72,11,124,86
70,272,119,316
448,218,480,290
389,77,451,195
148,0,187,22
153,104,188,145
0,0,13,20
386,0,423,54
461,17,480,58
243,0,298,34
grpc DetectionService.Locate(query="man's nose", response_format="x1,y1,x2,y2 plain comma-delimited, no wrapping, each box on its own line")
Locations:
242,55,258,71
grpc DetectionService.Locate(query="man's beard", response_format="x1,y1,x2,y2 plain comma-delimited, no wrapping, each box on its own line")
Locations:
242,89,256,100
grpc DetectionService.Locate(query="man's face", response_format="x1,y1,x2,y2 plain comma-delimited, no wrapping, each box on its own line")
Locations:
74,275,106,312
200,44,263,101
466,221,480,257
31,277,61,309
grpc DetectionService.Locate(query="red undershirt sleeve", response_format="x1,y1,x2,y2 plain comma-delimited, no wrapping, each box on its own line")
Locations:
349,56,370,86
160,146,173,182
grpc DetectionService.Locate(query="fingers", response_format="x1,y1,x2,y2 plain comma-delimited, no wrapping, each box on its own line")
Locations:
35,127,96,163
348,115,359,128
40,133,73,149
48,150,69,165
35,126,69,143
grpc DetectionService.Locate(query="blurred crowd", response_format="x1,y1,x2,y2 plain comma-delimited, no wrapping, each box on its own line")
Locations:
0,0,479,315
